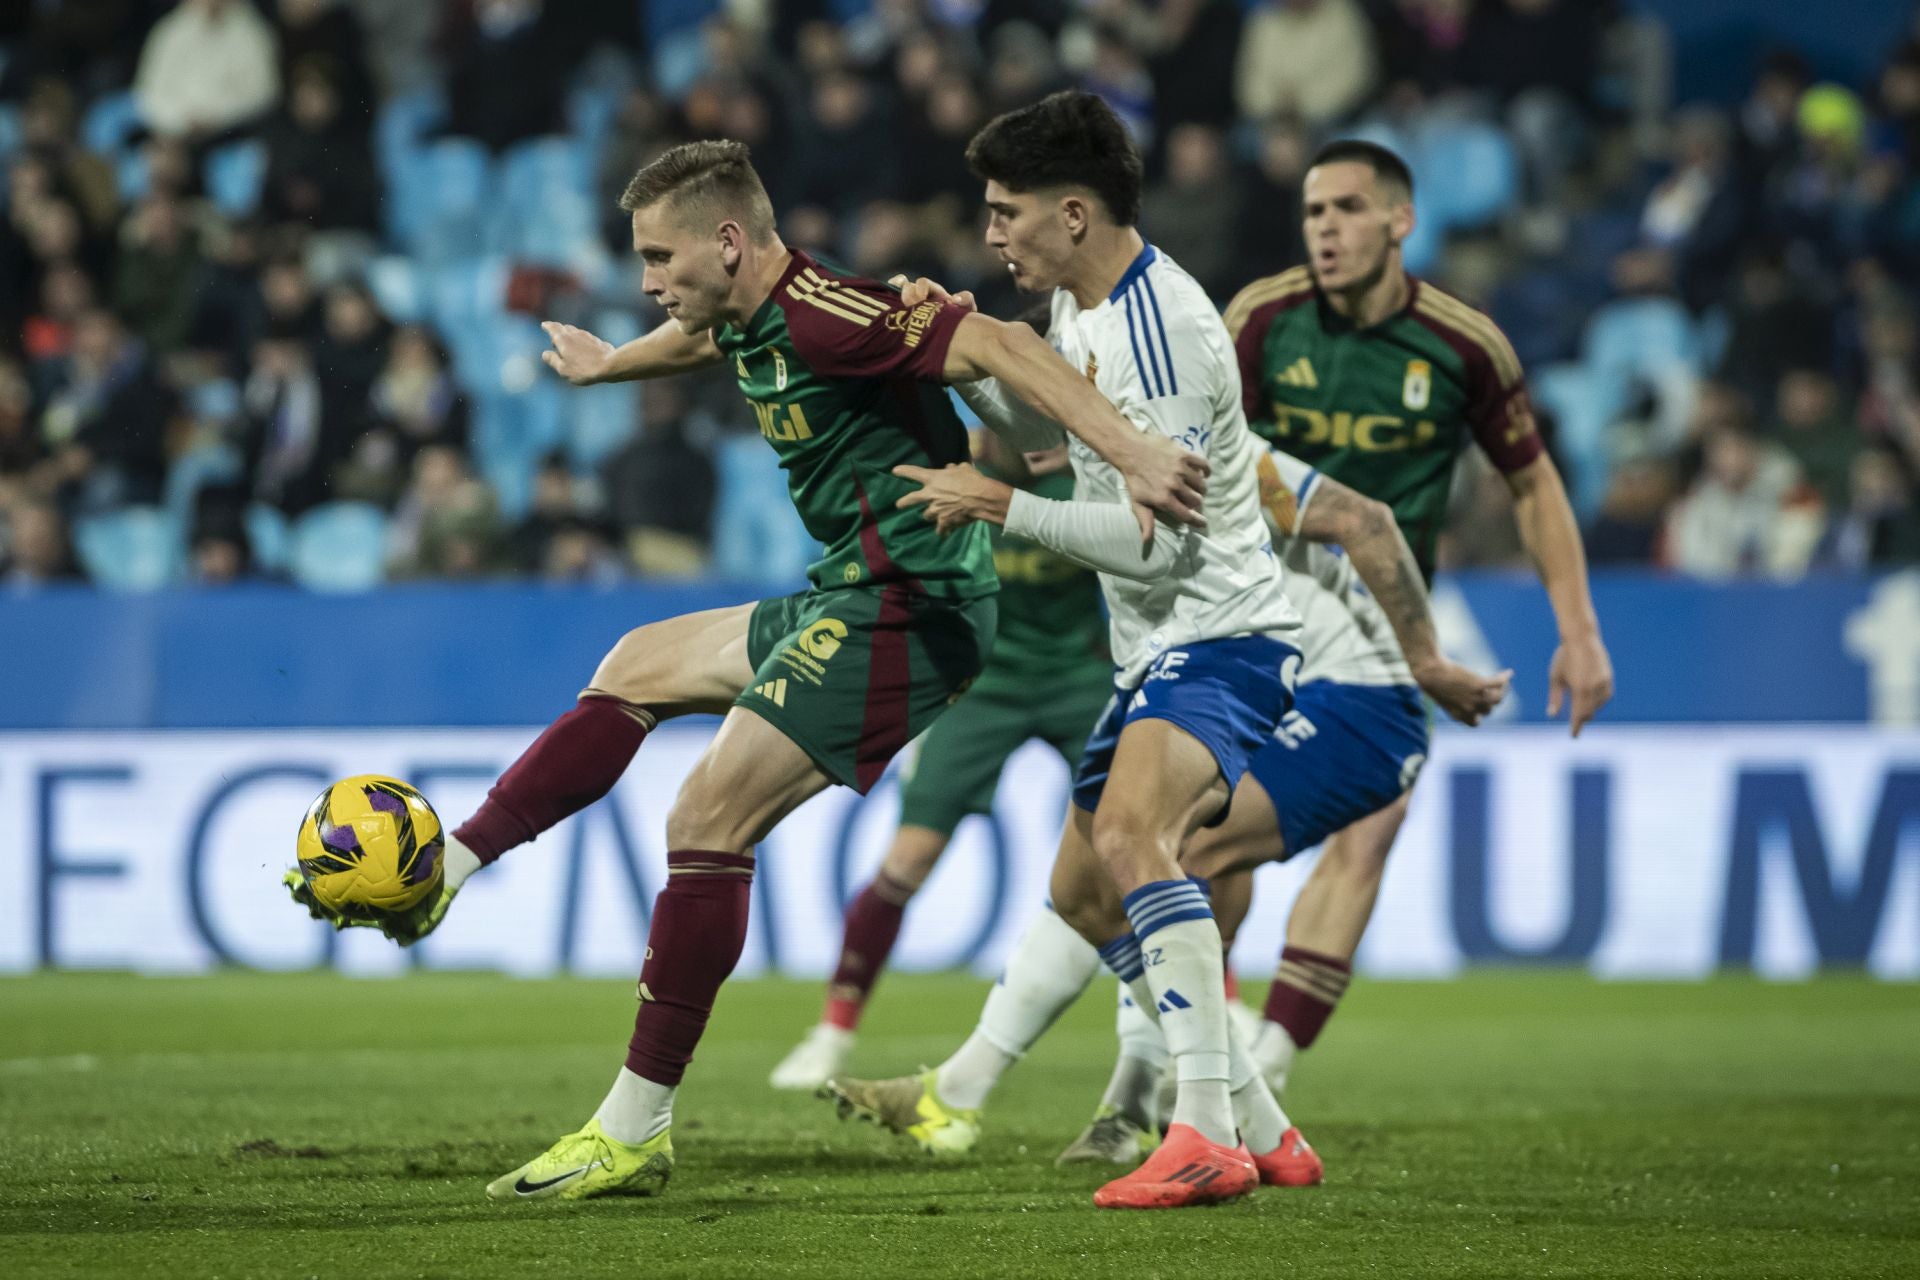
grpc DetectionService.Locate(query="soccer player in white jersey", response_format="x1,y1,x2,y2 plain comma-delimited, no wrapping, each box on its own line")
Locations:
827,90,1381,1209
846,440,1505,1182
1054,444,1510,1165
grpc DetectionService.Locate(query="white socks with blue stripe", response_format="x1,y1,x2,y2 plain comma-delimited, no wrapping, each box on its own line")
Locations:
935,906,1100,1111
1120,880,1236,1147
1103,931,1292,1154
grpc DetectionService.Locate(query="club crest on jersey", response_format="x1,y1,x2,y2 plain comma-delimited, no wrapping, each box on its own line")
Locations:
773,350,788,391
1403,360,1432,410
1084,353,1099,383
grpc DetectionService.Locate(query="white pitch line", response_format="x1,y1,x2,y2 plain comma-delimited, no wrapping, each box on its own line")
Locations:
0,1053,99,1074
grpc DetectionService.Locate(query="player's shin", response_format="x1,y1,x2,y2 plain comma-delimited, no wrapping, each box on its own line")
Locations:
605,850,753,1143
1121,880,1237,1148
823,871,917,1031
453,693,656,865
933,907,1100,1110
1259,944,1352,1090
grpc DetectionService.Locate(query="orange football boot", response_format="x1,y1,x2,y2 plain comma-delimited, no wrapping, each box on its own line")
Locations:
1092,1123,1257,1209
1251,1126,1324,1187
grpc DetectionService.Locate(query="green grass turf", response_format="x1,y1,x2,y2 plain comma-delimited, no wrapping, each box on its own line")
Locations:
1,972,1916,1279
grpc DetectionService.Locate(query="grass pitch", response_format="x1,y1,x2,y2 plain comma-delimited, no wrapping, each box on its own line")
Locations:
1,970,1915,1278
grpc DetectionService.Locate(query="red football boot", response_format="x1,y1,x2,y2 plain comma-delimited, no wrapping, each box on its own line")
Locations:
1092,1123,1258,1209
1251,1126,1324,1187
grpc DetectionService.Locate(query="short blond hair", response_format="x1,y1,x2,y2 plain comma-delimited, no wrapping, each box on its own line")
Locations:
618,140,776,242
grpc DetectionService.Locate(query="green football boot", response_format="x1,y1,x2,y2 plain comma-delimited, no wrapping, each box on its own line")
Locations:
486,1119,674,1202
820,1069,982,1155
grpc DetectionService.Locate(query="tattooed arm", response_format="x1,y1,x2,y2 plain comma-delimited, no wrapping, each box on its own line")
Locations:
1292,474,1510,725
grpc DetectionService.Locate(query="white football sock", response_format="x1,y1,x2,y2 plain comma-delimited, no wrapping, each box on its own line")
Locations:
1098,981,1169,1129
1122,880,1235,1147
1229,1018,1289,1155
592,1065,674,1144
934,907,1100,1110
442,834,482,893
1251,1018,1302,1094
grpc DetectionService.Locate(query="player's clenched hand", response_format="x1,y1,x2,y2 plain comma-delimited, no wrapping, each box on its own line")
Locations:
892,462,1013,535
1120,434,1209,544
540,321,615,385
1548,632,1613,737
1411,658,1513,727
889,274,977,313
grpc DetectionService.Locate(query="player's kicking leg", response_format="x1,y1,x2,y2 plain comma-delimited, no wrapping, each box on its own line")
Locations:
289,605,760,945
490,705,837,1201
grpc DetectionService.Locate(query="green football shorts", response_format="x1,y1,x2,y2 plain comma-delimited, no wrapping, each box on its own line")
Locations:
739,584,998,793
895,662,1114,835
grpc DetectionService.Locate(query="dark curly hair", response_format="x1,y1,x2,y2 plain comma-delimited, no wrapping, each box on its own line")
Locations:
964,90,1143,227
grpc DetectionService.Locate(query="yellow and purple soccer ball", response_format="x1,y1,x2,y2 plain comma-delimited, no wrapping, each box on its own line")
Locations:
295,775,445,919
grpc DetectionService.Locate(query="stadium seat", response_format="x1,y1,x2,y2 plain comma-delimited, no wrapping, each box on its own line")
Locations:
1581,297,1699,419
565,310,643,472
245,503,291,575
709,435,818,585
375,86,448,247
80,91,144,158
566,82,624,170
1422,120,1520,231
1581,296,1702,467
204,139,268,219
287,502,390,592
405,138,494,262
115,146,149,203
364,255,426,324
73,507,182,590
495,136,600,268
1528,363,1611,521
163,442,244,528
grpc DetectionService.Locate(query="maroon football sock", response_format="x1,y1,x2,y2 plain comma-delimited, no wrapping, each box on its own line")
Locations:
1263,944,1353,1049
625,851,755,1086
822,871,916,1031
453,692,652,864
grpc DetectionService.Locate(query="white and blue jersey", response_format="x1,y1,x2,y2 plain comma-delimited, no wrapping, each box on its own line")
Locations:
1045,244,1300,687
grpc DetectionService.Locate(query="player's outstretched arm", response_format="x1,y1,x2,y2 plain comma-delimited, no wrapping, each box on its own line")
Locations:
939,311,1208,543
540,319,723,385
1502,453,1613,736
1294,471,1511,726
892,462,1180,582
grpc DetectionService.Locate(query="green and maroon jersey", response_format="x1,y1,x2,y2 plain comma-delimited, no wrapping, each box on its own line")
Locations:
1224,266,1543,580
711,250,997,599
980,464,1109,686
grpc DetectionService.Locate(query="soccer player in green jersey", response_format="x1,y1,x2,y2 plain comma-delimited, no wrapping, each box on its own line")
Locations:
768,429,1113,1091
1218,139,1615,1091
286,139,1210,1203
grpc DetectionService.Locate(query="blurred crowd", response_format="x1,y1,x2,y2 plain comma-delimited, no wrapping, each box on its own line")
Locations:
0,0,1917,591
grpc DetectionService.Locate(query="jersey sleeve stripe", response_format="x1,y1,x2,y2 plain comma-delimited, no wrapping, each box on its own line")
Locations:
1413,288,1522,388
799,268,890,317
1123,287,1166,398
788,280,876,327
1222,267,1312,340
1140,277,1179,396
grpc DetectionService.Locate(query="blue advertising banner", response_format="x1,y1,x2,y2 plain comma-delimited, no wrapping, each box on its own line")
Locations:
2,571,1915,729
